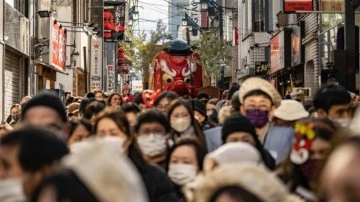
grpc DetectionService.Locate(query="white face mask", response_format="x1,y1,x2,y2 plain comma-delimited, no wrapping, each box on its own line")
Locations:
168,163,197,186
171,118,191,133
332,118,351,128
0,178,26,202
98,136,126,155
137,134,167,157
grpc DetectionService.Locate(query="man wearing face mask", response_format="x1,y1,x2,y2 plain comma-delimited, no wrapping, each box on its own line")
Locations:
313,83,352,127
135,110,172,169
239,77,282,144
0,125,69,201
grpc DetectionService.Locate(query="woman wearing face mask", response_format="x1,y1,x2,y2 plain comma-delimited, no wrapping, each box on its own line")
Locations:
66,119,93,147
166,137,207,201
135,109,172,169
94,108,180,202
277,118,339,202
5,104,21,126
167,100,207,148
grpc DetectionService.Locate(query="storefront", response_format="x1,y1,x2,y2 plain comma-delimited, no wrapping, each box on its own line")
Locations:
35,61,67,91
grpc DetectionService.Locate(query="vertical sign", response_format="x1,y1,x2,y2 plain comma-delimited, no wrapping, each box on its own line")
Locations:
49,18,67,71
107,65,115,92
283,0,313,13
90,38,103,89
270,33,281,74
104,2,125,42
291,25,302,66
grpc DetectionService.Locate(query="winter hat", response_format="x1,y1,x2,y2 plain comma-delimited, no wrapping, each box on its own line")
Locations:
274,100,309,121
239,77,282,107
21,91,67,123
196,163,304,202
63,138,148,202
193,100,206,117
67,103,80,117
222,114,257,143
208,142,262,165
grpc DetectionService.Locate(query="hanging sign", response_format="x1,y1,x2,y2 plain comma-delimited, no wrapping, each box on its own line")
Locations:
90,38,103,89
283,0,313,13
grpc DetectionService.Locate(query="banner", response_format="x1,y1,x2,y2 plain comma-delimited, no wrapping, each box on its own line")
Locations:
107,65,115,92
90,38,103,89
49,18,67,71
104,2,125,42
284,0,313,13
320,0,344,12
132,80,143,91
255,62,270,76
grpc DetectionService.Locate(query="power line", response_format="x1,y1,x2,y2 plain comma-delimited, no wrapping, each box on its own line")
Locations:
138,0,169,7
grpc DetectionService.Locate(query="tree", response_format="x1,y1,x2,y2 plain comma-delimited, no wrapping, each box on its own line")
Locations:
191,28,232,85
120,20,171,88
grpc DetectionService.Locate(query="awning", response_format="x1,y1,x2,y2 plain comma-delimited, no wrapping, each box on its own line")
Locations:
34,61,67,75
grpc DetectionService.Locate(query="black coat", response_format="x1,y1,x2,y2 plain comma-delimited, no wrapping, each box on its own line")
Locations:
141,164,180,202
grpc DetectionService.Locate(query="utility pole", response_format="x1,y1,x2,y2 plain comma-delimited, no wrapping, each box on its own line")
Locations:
344,0,357,92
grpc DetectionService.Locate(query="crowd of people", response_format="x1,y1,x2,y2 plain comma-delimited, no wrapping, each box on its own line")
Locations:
0,77,360,202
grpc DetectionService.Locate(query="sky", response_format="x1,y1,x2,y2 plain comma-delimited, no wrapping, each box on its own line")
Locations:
137,0,169,35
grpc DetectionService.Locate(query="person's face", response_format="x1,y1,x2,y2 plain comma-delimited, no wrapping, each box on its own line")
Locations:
110,95,121,107
126,112,138,127
194,111,206,123
310,138,331,161
65,94,71,100
123,90,129,95
206,103,216,116
170,145,198,168
96,118,128,140
157,98,171,114
241,95,273,115
322,103,351,120
137,122,167,137
67,125,91,146
95,92,103,101
225,132,256,146
22,106,63,130
0,145,22,179
11,107,20,116
171,105,190,121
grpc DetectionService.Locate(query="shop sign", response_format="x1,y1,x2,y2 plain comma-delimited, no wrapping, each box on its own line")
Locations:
132,80,143,91
255,62,270,76
49,18,67,71
90,38,103,89
283,0,313,13
107,65,115,92
270,29,291,74
291,25,302,66
104,2,125,42
320,0,344,12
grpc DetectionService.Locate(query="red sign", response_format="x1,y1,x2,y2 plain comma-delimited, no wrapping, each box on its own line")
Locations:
284,0,313,13
233,27,239,46
104,2,125,42
50,18,67,71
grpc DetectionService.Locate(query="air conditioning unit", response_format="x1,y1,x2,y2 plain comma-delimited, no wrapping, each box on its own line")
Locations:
292,87,312,97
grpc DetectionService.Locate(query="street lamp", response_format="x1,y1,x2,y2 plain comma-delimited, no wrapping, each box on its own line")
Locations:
201,0,208,11
37,10,52,18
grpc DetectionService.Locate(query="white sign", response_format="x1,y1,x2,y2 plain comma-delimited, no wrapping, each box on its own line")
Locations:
132,80,143,91
90,38,103,90
107,65,115,92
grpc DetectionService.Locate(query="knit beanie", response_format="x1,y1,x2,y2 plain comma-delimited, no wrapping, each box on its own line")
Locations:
21,91,67,123
193,100,206,117
222,114,257,143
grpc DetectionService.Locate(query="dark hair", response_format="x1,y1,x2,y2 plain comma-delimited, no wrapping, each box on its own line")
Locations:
227,83,240,100
133,92,144,105
79,97,95,115
135,109,171,133
222,90,228,100
73,97,82,103
167,100,207,147
197,92,210,100
154,91,179,107
65,96,75,106
231,91,241,112
122,103,141,114
107,93,123,106
243,89,273,105
83,100,106,120
209,186,263,202
10,104,21,113
67,119,93,140
64,91,71,97
0,125,69,172
166,137,207,171
93,109,148,172
313,83,351,112
30,169,99,202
